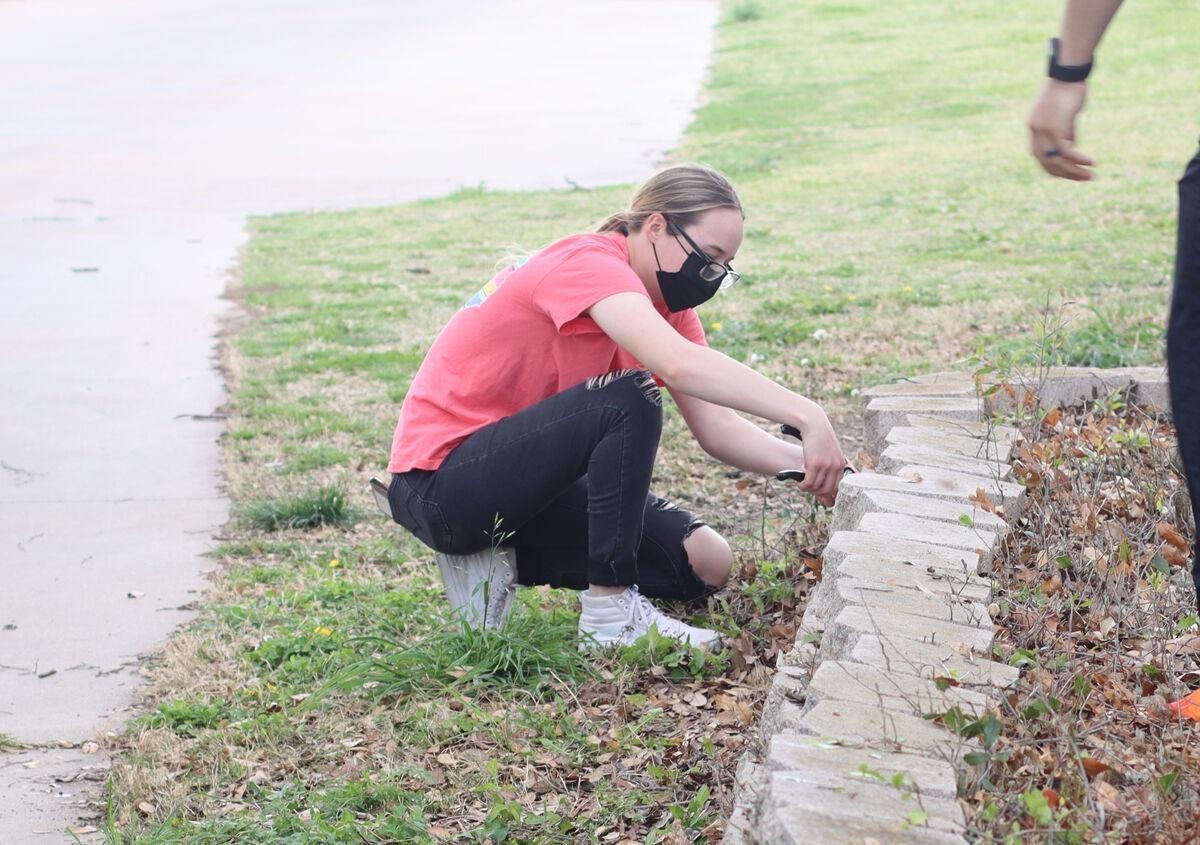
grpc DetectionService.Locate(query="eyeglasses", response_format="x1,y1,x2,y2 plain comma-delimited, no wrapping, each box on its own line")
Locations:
666,217,740,289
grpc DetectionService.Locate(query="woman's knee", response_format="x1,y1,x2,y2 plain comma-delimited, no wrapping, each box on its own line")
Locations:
585,369,663,416
684,526,732,588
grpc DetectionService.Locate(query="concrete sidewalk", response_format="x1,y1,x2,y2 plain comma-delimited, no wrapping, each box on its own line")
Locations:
0,0,717,839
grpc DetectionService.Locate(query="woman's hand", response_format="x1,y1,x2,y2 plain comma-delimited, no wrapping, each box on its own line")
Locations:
794,403,848,506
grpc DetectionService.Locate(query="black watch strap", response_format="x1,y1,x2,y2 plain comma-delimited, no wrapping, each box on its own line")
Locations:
1047,37,1093,82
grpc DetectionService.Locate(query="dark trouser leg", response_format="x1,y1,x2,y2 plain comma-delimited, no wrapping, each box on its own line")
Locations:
389,370,662,587
511,478,715,602
1168,144,1200,604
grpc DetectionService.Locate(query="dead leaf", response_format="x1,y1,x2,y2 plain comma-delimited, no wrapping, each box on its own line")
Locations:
1157,522,1189,552
1081,758,1112,779
1042,787,1060,808
137,801,156,815
969,488,997,513
802,557,823,580
1167,689,1200,722
1164,546,1189,568
1093,780,1126,815
1162,634,1200,657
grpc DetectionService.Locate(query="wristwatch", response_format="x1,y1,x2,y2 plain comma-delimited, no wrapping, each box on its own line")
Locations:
1047,37,1093,82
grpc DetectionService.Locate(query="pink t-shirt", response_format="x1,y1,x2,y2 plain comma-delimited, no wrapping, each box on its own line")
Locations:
388,231,708,472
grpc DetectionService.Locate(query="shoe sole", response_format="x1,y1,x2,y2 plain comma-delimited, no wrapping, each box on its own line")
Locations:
576,626,724,653
369,476,392,518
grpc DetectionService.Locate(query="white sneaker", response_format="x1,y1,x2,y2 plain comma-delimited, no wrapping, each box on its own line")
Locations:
435,548,516,630
577,585,722,651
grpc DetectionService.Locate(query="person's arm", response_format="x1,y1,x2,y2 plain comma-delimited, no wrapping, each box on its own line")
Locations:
1027,0,1125,180
588,292,848,501
667,389,841,505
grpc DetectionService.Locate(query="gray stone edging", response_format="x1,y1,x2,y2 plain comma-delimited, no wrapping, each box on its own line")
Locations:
723,365,1170,845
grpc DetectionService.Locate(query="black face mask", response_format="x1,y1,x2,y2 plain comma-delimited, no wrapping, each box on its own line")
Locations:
653,244,723,313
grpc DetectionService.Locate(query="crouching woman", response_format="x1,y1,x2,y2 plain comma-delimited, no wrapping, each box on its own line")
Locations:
385,163,848,649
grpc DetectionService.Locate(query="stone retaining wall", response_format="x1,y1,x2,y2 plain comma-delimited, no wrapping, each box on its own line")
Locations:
723,366,1170,844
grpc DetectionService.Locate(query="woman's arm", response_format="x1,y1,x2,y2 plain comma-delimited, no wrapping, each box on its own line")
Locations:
669,390,840,504
589,291,847,501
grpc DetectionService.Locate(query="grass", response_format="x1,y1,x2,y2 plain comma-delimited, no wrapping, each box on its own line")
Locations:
238,485,358,531
98,0,1195,841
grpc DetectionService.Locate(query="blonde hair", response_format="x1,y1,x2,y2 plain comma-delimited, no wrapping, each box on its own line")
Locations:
596,163,743,235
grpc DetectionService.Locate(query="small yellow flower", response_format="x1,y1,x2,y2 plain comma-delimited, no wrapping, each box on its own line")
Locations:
902,285,913,293
710,321,723,332
313,626,333,637
327,558,340,568
823,285,833,293
847,294,857,302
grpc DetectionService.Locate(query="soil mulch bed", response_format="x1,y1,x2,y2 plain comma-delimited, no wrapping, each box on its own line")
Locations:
965,398,1199,843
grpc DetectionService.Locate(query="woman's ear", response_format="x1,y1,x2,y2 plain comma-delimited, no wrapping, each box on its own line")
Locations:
643,211,667,242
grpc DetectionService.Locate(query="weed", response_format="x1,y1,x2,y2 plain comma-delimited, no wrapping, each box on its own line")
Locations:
332,600,593,698
137,699,227,738
619,626,730,680
727,0,763,24
238,485,357,531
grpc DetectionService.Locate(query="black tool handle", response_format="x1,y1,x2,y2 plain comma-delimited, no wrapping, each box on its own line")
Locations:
775,425,855,484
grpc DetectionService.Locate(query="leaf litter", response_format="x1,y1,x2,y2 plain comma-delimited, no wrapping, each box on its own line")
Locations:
965,395,1199,843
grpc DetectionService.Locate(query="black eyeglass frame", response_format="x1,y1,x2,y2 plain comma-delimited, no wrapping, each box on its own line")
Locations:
664,216,740,290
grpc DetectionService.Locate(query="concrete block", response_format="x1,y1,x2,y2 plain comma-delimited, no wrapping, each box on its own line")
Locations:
981,366,1139,415
790,699,977,757
823,605,995,661
850,633,1019,688
759,665,813,738
832,556,993,600
864,396,983,456
824,530,987,577
831,487,1009,536
837,469,1025,519
1107,365,1170,411
806,660,989,719
722,756,767,845
861,372,977,404
766,731,962,797
776,604,824,670
885,425,1015,463
905,413,1019,444
856,512,999,556
760,771,968,844
830,577,992,629
878,443,1014,480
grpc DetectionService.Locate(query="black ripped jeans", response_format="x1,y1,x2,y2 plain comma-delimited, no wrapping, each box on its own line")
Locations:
388,369,712,601
1171,144,1200,604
